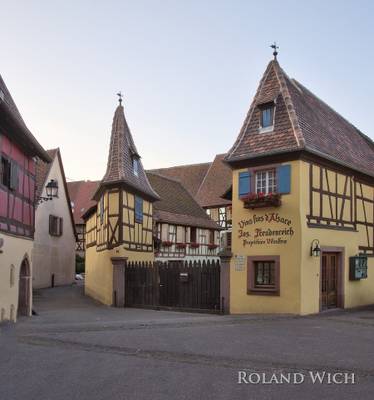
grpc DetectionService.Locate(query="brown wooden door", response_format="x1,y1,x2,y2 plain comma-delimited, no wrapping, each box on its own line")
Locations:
321,253,338,309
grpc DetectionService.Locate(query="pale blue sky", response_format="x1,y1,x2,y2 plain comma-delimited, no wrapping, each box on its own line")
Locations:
1,0,373,181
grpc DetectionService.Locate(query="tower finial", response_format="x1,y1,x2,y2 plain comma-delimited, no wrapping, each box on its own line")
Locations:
117,91,123,105
270,42,279,60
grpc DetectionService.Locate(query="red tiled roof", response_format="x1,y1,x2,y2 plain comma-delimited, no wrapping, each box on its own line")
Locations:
148,162,211,197
195,154,232,208
67,180,100,225
147,172,221,229
226,60,374,177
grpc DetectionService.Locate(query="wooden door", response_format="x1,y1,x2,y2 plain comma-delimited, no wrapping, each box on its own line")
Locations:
321,253,338,309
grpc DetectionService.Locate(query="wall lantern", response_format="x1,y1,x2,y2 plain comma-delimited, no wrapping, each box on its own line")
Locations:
310,239,321,257
37,179,58,204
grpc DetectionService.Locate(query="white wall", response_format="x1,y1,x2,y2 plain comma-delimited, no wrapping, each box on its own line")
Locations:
32,154,76,289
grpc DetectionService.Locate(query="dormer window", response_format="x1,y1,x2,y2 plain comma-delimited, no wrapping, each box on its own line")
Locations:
132,157,139,176
259,103,275,132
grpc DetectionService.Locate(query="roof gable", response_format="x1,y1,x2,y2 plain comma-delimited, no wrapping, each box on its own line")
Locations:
95,104,159,201
67,180,100,224
35,148,76,237
195,154,232,207
226,60,374,177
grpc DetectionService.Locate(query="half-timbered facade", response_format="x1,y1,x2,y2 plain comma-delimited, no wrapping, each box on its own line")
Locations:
0,73,50,322
147,172,221,261
149,153,233,248
83,101,159,305
224,57,374,315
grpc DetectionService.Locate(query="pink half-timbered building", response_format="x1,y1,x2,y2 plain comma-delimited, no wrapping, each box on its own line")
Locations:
0,73,50,322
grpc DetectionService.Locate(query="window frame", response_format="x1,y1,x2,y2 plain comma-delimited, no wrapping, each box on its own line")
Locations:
134,196,143,224
49,215,63,237
255,169,277,194
132,157,139,177
247,256,280,296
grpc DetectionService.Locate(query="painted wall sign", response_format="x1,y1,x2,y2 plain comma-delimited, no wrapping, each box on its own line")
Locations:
237,212,295,247
234,255,245,271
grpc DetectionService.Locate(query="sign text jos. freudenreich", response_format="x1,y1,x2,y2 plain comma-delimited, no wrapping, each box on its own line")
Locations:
238,212,295,247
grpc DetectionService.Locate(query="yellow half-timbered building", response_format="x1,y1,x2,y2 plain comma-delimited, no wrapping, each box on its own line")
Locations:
223,57,374,315
83,101,159,305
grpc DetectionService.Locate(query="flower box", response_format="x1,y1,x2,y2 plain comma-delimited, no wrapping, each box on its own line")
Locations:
162,240,173,247
240,192,281,209
189,242,200,249
176,243,187,249
208,243,218,250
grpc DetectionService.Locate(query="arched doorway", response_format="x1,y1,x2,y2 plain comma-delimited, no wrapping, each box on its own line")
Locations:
18,258,31,316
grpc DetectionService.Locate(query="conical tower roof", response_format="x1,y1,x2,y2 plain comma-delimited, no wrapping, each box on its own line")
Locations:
94,103,159,201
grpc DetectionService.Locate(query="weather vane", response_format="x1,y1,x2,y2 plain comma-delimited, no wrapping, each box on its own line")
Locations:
270,42,279,60
117,91,123,105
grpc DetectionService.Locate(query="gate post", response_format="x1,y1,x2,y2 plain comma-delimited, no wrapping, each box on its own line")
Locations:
218,249,232,314
111,257,128,307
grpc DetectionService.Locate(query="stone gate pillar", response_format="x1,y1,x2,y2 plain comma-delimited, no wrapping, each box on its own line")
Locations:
111,257,128,307
218,249,232,314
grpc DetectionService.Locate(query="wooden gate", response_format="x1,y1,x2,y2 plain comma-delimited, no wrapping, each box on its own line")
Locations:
125,260,221,312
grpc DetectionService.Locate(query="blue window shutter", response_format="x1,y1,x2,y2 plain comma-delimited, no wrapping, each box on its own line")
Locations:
239,171,251,197
277,165,291,194
135,196,143,223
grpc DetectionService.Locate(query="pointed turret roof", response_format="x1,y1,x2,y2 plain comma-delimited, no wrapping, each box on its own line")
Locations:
94,104,159,201
226,60,374,177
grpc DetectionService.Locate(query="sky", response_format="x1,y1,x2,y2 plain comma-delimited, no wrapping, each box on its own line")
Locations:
1,0,373,181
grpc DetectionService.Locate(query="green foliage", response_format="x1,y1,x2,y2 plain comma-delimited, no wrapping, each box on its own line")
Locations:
76,254,85,274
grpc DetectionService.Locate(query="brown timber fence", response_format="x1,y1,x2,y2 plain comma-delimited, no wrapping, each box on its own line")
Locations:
124,260,221,313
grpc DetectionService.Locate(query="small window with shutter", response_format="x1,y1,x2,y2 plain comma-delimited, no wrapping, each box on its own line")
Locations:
49,215,63,237
134,196,143,223
1,157,11,188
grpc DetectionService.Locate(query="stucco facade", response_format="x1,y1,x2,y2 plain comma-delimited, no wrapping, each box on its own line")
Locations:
32,150,76,289
0,233,33,322
229,160,374,315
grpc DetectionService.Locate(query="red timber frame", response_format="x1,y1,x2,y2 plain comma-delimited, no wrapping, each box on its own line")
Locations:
0,133,36,238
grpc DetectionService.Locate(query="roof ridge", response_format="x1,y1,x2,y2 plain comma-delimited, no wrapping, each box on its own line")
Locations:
148,161,212,170
226,60,275,159
273,62,305,148
146,171,184,185
292,78,374,149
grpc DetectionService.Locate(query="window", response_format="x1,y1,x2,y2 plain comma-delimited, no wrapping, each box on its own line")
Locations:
135,196,143,223
199,231,206,245
218,207,226,226
260,106,274,128
132,157,139,176
49,215,63,237
247,256,280,295
168,225,176,242
254,261,275,287
10,265,15,287
255,169,276,194
1,157,11,188
209,230,215,244
190,227,197,243
206,209,211,217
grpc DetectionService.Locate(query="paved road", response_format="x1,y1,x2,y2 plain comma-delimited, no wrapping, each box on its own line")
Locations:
1,284,374,400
